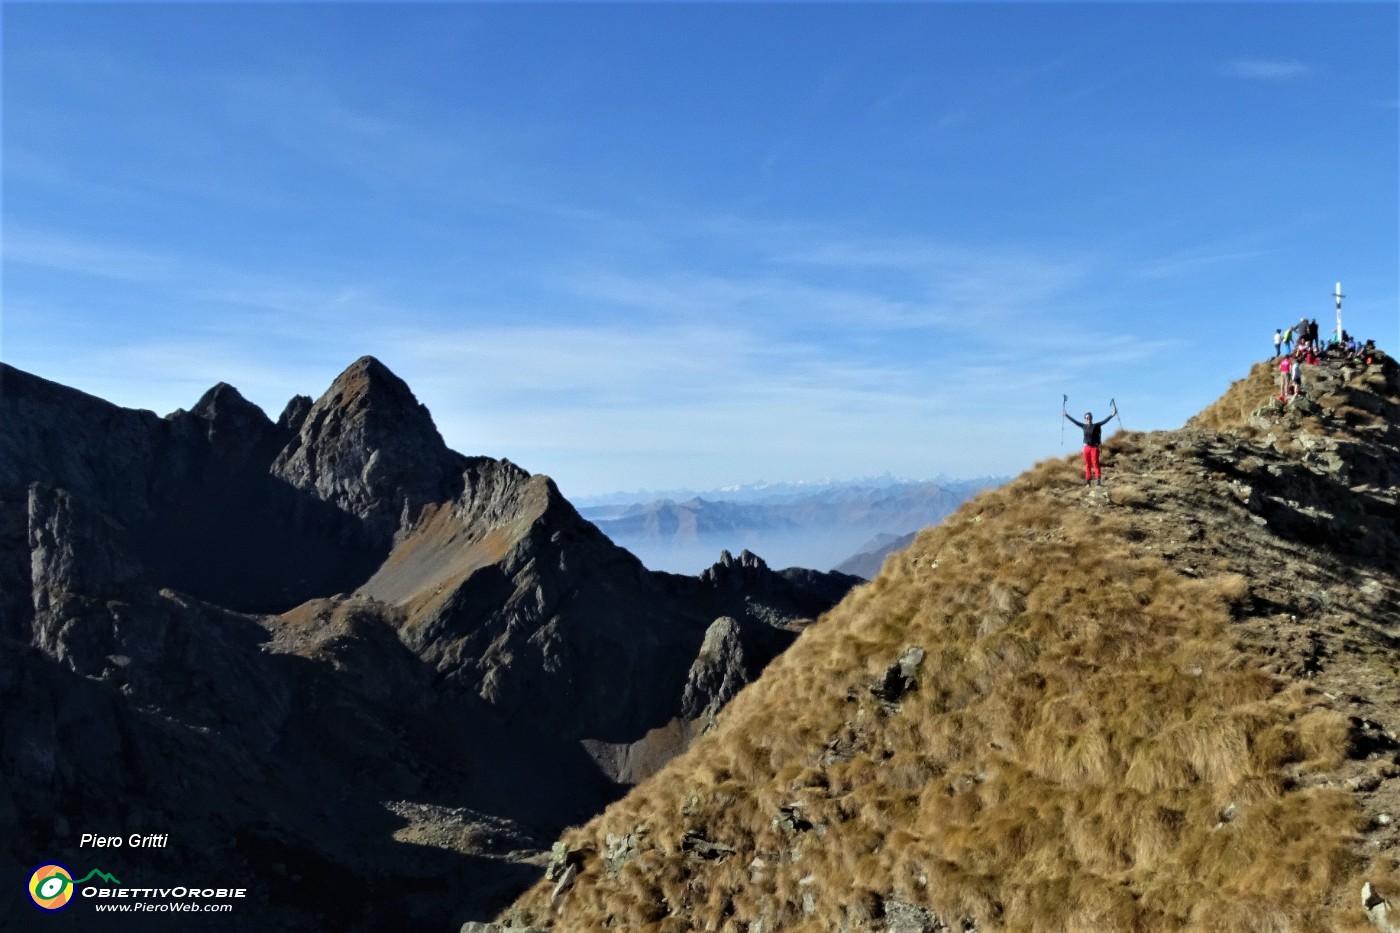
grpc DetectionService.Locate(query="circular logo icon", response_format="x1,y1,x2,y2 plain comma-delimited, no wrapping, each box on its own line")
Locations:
28,863,75,911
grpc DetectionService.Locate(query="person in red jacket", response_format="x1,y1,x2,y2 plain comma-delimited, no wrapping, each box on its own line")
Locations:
1064,406,1117,486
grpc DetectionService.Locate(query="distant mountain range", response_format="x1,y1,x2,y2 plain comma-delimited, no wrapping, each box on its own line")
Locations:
578,477,1003,575
573,473,1000,508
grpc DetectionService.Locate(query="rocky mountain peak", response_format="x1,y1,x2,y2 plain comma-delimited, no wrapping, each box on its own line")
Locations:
190,381,262,420
324,354,414,407
276,394,314,433
271,356,464,539
185,381,276,450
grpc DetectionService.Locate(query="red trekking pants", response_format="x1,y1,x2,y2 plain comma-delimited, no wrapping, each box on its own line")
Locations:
1082,445,1101,480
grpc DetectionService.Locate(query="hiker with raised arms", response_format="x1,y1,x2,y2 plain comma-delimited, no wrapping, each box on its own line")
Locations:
1063,403,1118,486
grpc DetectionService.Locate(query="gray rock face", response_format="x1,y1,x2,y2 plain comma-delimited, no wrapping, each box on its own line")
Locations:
276,393,314,433
29,484,144,603
28,484,143,676
681,617,753,722
271,355,465,540
0,366,165,530
189,381,278,449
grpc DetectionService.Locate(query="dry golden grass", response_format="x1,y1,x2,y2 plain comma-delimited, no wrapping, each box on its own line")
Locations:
1187,361,1279,435
503,454,1367,932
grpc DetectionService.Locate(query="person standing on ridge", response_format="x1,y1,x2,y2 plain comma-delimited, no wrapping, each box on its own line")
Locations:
1273,328,1282,358
1063,405,1118,486
1283,325,1293,355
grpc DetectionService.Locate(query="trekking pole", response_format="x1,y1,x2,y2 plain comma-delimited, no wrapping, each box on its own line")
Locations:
1061,394,1067,445
1111,397,1125,432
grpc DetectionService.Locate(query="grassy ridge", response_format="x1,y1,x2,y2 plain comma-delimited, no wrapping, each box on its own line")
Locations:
507,446,1369,932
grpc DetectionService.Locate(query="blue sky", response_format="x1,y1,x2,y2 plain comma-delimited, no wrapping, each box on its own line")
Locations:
3,2,1396,498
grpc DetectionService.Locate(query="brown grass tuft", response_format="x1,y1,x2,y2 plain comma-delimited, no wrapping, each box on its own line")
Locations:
1188,360,1279,435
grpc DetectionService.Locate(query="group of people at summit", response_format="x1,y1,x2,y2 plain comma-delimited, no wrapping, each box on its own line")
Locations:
1273,318,1380,403
1274,318,1377,366
1060,313,1384,490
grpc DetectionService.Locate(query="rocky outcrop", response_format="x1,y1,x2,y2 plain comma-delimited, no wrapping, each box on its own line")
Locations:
271,355,466,540
699,547,770,587
1364,882,1400,933
870,645,925,704
680,617,753,723
29,483,144,676
0,362,386,615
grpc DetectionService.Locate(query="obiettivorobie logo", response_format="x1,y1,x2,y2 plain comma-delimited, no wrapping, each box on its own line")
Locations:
28,863,121,912
26,860,248,916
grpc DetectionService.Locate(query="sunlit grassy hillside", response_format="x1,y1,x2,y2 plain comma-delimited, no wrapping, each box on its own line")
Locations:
501,356,1400,933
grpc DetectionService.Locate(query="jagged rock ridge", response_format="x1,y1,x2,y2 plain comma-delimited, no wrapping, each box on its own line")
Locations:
0,357,859,931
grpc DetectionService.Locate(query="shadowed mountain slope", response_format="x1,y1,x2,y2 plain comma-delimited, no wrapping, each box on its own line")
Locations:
0,357,857,930
502,353,1400,933
834,530,919,580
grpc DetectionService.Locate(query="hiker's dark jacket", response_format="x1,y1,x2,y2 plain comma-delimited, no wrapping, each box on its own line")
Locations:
1065,413,1114,446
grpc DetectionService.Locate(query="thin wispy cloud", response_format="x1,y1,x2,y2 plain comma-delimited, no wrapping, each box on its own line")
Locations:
218,74,467,184
4,229,388,333
569,269,944,332
1224,59,1311,80
770,239,1092,333
1135,247,1271,280
3,229,176,283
